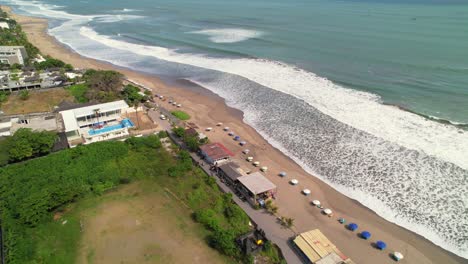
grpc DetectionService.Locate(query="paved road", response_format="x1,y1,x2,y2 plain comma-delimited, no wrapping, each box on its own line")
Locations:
165,127,303,264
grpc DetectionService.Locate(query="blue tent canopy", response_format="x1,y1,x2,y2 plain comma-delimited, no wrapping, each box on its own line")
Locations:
348,223,358,231
360,231,371,240
376,240,387,250
234,136,241,141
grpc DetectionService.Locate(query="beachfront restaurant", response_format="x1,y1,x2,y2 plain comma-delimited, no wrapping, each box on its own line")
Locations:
199,142,233,165
59,100,134,147
237,172,277,206
293,229,355,264
217,161,247,186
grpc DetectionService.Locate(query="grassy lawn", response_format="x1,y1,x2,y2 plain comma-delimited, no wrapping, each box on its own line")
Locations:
171,110,191,120
66,84,89,103
0,88,75,114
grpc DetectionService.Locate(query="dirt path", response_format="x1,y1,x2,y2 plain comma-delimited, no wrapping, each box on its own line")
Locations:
76,182,229,264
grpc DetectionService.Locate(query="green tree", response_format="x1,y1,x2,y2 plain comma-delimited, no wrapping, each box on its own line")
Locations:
19,90,29,100
84,70,123,102
172,127,185,138
209,228,238,257
185,136,200,151
7,128,56,162
121,84,144,106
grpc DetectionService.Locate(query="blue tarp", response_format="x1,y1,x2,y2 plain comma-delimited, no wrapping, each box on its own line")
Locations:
361,231,371,239
376,240,387,250
348,223,358,231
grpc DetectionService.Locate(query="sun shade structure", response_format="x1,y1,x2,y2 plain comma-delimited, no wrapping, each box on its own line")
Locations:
290,179,299,185
237,172,277,195
323,208,332,215
228,131,234,136
240,141,247,146
260,166,268,172
243,149,250,154
360,231,371,240
279,171,287,177
247,156,254,161
234,135,241,141
218,162,246,183
253,161,260,166
393,252,404,261
348,223,358,231
205,127,212,131
302,189,311,195
312,200,321,206
217,122,223,126
376,241,387,250
223,127,230,131
293,229,350,263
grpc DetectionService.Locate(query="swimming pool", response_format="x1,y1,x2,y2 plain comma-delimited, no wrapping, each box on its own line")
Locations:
88,118,134,136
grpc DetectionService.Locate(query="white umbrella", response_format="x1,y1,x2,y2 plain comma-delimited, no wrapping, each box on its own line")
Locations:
279,171,287,177
206,127,212,131
228,132,234,136
242,149,250,154
393,252,404,261
260,166,268,172
177,104,182,108
302,189,311,195
247,157,254,161
217,122,223,126
240,141,247,146
224,127,230,131
323,208,332,215
312,200,321,206
253,161,260,166
290,179,299,185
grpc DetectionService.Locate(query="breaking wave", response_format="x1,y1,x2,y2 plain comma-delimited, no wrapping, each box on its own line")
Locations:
189,28,264,43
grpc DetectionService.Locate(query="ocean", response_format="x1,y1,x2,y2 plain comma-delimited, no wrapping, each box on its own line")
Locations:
3,0,467,259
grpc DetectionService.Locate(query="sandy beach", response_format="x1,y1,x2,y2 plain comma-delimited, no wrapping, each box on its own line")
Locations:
4,6,465,264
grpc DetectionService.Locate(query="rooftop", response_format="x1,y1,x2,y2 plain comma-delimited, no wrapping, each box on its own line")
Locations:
218,162,246,181
294,229,348,263
237,172,276,195
199,142,234,160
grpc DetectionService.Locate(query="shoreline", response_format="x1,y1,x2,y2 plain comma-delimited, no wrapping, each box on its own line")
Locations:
4,6,466,264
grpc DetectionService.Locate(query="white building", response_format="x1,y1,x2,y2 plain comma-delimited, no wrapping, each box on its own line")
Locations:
0,46,28,65
60,100,135,147
0,22,10,29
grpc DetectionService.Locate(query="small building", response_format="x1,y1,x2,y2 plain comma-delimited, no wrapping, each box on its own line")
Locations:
59,100,134,147
199,142,233,165
237,172,277,206
0,22,10,29
217,161,247,186
0,46,28,65
293,229,353,264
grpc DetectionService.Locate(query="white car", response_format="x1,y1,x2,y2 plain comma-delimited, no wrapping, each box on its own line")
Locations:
160,115,167,120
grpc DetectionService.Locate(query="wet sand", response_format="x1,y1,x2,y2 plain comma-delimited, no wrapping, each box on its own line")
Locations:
4,6,465,264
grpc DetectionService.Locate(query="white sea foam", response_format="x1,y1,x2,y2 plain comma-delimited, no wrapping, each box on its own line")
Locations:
8,1,468,258
94,15,143,23
189,28,263,43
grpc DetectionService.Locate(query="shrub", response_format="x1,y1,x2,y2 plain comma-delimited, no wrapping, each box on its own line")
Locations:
157,130,168,138
209,228,238,257
171,110,190,120
172,127,185,138
19,90,29,100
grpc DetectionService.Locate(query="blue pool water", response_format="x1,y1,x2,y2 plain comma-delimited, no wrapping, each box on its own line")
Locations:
88,118,134,136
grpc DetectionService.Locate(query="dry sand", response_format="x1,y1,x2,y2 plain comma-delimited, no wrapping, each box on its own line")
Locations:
5,6,465,264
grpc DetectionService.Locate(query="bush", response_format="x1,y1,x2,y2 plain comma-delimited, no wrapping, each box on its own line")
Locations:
35,57,66,70
7,128,56,162
171,110,190,120
157,130,168,138
122,84,145,106
0,90,10,104
185,136,200,151
209,228,239,257
19,90,29,100
67,83,89,103
172,127,185,137
194,208,220,231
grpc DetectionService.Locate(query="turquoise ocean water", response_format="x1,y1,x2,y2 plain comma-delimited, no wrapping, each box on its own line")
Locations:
3,0,467,259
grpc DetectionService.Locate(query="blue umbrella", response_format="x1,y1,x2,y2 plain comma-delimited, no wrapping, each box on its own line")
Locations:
360,231,371,240
376,240,387,250
348,223,358,231
234,136,241,141
279,172,287,177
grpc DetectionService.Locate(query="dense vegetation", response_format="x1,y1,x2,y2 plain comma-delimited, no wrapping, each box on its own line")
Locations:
34,56,73,71
171,110,191,120
66,83,89,103
0,136,252,263
121,84,149,106
0,20,39,64
82,69,123,102
0,128,56,165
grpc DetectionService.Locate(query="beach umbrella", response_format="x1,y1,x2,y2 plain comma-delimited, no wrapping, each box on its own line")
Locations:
224,127,230,131
393,252,404,261
338,218,346,224
302,189,311,195
243,149,250,154
177,104,182,108
172,102,177,105
312,200,321,206
360,231,371,240
228,132,234,136
247,157,254,162
290,179,299,185
376,241,387,250
217,122,223,126
260,166,268,172
323,208,332,215
348,223,358,231
253,161,260,166
206,127,213,131
240,141,247,146
234,136,241,141
279,171,287,177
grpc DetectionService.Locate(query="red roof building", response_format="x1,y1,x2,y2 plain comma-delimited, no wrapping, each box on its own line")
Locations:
199,142,234,165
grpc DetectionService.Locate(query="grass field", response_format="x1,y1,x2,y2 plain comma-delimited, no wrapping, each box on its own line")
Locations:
0,88,75,114
171,110,191,120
